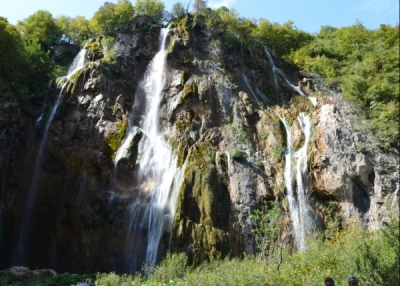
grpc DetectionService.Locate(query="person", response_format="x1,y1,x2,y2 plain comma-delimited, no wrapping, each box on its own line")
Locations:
348,275,359,285
324,276,334,286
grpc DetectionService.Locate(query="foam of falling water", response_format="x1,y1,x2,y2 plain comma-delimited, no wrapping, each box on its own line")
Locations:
276,69,305,96
16,49,86,263
281,113,316,251
36,80,53,126
114,27,184,272
308,96,317,107
67,48,87,78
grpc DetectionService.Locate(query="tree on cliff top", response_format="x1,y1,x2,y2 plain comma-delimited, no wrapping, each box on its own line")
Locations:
134,0,166,24
90,0,135,36
193,0,208,14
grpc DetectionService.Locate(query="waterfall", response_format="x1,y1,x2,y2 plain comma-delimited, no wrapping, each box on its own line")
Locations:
16,48,86,263
265,50,318,106
249,48,257,70
113,27,182,272
281,113,317,251
265,49,283,102
67,48,87,78
36,80,53,126
242,73,262,108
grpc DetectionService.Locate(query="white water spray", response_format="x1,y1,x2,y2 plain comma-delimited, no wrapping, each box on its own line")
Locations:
114,27,183,271
281,113,316,251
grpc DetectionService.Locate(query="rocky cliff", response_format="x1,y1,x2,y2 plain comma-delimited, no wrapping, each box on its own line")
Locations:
0,15,398,273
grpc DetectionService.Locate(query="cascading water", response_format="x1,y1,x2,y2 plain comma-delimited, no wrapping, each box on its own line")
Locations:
113,27,182,272
267,48,318,249
16,48,87,263
242,73,271,108
265,49,283,102
265,49,317,106
281,112,317,251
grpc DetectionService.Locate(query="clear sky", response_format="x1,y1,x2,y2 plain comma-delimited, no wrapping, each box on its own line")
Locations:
1,0,399,33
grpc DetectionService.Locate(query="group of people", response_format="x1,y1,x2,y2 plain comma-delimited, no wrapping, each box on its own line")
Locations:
325,275,359,285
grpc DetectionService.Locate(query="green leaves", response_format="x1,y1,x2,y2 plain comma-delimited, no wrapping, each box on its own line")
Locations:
17,10,62,50
250,200,282,262
288,22,400,150
134,0,166,25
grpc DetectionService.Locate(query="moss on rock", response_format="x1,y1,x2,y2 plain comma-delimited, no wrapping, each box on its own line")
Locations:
104,119,127,161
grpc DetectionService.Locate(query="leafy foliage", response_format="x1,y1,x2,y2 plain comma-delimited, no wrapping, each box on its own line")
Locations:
250,200,283,261
0,16,59,95
4,214,397,285
252,19,314,57
193,0,208,15
90,0,135,36
169,2,187,19
16,10,63,51
288,23,399,149
55,15,91,45
203,7,313,58
0,17,26,81
134,0,166,25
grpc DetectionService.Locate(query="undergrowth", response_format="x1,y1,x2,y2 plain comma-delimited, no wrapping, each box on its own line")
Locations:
1,210,398,286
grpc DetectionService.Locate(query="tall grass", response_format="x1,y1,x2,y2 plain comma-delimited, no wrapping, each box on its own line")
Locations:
1,213,398,286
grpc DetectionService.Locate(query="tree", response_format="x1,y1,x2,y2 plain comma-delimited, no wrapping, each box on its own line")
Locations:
170,2,186,19
90,2,116,35
134,0,166,24
250,200,283,262
90,0,135,36
55,15,91,45
193,0,207,14
0,17,26,80
16,10,62,51
113,0,135,31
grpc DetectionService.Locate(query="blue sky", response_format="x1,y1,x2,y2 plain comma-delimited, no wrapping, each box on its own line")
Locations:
1,0,399,33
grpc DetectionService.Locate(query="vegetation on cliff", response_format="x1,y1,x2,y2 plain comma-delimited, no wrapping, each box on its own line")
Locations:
288,23,399,149
0,0,398,281
1,211,398,285
1,0,398,150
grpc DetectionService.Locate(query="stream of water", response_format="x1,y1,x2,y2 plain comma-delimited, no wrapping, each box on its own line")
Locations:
16,48,87,263
281,113,317,251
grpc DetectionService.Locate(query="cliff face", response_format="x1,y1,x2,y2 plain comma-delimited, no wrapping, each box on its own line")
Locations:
0,15,398,273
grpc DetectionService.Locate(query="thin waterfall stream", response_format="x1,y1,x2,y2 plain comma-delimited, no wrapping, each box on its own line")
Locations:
113,27,183,272
265,49,317,106
16,49,87,263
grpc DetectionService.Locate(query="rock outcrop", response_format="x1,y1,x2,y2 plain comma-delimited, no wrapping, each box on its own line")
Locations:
0,15,398,273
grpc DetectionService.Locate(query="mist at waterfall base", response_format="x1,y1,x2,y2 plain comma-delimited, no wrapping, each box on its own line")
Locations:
14,49,87,266
112,27,183,273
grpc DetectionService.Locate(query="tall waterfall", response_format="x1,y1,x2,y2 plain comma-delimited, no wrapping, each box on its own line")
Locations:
113,27,182,272
16,49,86,263
281,113,317,251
